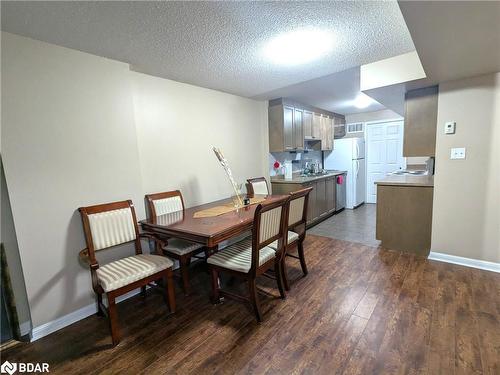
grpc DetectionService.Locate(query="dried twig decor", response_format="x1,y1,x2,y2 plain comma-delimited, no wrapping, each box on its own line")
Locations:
212,147,244,207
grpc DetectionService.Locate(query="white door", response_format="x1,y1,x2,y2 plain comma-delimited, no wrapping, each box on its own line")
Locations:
365,120,405,203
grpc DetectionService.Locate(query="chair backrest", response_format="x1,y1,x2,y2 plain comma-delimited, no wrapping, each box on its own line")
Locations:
246,177,269,196
145,190,185,218
250,197,289,274
79,200,141,265
287,187,313,232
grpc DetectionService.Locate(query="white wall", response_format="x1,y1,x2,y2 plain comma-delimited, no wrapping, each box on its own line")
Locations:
431,72,500,263
1,32,269,329
1,32,145,328
131,72,268,206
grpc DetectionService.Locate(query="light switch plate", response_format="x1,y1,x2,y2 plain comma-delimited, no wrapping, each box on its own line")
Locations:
450,147,466,159
445,121,456,134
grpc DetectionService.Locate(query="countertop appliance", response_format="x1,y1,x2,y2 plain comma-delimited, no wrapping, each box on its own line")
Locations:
323,138,366,209
335,173,346,212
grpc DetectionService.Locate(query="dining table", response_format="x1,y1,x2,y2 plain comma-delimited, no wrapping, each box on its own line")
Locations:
140,194,287,253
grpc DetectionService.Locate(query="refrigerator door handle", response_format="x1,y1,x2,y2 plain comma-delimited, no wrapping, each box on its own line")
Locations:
355,142,359,159
355,160,359,177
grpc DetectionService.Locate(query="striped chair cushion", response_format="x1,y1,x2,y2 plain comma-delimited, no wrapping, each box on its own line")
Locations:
207,238,275,273
96,254,173,292
251,181,269,195
153,196,183,216
259,206,282,243
289,196,305,226
88,208,136,250
268,231,300,250
164,238,203,256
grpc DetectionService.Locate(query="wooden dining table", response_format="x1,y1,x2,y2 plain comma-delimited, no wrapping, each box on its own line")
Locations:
140,194,287,252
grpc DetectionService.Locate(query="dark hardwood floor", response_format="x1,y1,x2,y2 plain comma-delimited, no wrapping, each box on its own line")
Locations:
2,235,499,374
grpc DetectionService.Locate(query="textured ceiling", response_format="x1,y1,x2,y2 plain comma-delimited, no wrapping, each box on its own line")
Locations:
1,1,415,99
364,1,500,116
399,1,500,83
256,67,385,115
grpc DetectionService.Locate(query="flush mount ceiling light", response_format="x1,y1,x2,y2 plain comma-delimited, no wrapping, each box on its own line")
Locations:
353,93,375,109
263,28,334,66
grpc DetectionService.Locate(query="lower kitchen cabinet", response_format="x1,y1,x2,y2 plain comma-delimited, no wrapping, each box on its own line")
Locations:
325,176,336,213
271,176,338,226
316,179,327,218
376,184,433,256
304,182,317,222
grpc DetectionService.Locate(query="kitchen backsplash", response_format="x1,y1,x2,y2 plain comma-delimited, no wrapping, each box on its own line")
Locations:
269,150,323,176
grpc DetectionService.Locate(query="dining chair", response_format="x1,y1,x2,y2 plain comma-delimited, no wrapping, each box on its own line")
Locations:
207,197,289,322
268,187,312,291
145,190,205,295
79,200,175,346
246,177,270,196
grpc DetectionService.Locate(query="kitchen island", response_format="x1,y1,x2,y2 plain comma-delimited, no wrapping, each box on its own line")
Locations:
271,170,346,226
375,174,434,256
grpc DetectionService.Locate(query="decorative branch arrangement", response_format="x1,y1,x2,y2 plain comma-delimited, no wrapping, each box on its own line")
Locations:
213,147,244,207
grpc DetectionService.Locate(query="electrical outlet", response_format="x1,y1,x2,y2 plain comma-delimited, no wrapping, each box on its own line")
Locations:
450,147,466,160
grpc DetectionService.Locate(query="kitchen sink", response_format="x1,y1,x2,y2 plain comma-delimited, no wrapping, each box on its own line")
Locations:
391,170,428,176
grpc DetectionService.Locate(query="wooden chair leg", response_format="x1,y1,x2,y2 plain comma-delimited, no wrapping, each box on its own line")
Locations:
96,292,104,316
140,286,147,298
180,256,191,296
164,268,176,313
210,268,220,304
248,278,263,322
107,293,120,346
282,257,291,291
298,240,308,276
274,261,286,299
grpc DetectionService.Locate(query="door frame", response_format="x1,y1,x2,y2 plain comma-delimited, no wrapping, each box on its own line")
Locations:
364,118,405,203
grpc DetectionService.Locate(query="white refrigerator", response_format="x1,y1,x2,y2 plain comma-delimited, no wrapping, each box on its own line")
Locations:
323,138,366,209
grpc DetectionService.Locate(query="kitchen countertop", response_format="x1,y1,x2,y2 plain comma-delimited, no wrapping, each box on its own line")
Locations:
271,170,346,184
375,174,434,187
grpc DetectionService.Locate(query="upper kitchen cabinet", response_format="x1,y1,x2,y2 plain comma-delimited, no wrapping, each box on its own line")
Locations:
312,113,322,139
303,110,314,139
269,104,304,152
268,98,344,152
293,107,304,150
321,115,334,151
403,86,439,157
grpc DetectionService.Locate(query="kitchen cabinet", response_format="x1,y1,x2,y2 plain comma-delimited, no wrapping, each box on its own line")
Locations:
312,113,322,139
321,115,334,151
376,184,433,256
334,115,346,139
403,86,438,157
304,181,317,222
268,99,344,152
293,108,304,150
271,174,340,226
269,104,304,152
316,179,327,217
325,176,336,213
303,110,314,138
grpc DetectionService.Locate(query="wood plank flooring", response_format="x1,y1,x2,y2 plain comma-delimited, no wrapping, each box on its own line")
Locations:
2,235,499,374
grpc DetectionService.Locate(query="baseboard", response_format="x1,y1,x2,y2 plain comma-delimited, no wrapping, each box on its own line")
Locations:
428,252,500,273
30,288,143,342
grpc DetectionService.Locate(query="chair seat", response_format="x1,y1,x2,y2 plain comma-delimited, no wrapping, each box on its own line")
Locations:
268,231,300,250
164,238,203,256
207,238,275,273
97,254,173,292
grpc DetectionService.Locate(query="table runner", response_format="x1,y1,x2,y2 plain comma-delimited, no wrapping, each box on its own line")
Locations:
193,197,266,218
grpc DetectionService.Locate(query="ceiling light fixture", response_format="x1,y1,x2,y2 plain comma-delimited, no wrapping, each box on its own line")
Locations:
263,28,334,66
353,93,374,109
